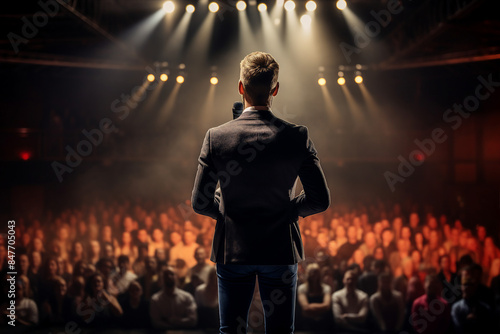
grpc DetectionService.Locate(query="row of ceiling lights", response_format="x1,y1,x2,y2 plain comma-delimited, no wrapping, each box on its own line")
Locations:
162,1,348,14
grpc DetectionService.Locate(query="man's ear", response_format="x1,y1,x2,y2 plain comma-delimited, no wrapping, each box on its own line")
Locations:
239,81,244,95
272,82,279,96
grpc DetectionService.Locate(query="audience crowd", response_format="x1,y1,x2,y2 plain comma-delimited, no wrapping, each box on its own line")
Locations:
1,199,500,333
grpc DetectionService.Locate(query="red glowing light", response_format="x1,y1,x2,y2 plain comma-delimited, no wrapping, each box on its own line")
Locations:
20,151,31,160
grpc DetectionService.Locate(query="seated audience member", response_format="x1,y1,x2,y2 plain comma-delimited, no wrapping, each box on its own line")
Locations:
411,274,451,334
195,266,219,329
438,254,457,290
332,269,369,332
40,276,72,327
370,272,405,333
139,256,161,299
359,258,386,297
179,230,199,269
189,246,212,284
132,244,149,277
359,232,377,257
150,266,197,329
451,265,494,334
338,226,362,261
88,240,101,266
96,257,119,296
79,273,123,327
0,278,39,327
169,231,184,265
115,231,138,264
297,263,333,331
114,255,138,295
149,228,168,257
381,228,397,260
118,280,150,329
482,237,500,278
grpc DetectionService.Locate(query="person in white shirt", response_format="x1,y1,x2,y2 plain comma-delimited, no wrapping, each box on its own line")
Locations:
150,266,197,329
332,269,369,332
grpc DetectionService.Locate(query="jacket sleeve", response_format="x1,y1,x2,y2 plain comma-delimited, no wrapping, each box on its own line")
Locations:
191,130,220,219
292,127,330,218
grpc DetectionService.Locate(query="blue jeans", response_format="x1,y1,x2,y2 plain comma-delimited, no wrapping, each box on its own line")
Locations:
216,263,298,334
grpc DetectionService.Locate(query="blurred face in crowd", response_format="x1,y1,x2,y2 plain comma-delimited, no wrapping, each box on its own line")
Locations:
382,230,393,245
146,257,158,273
330,218,339,230
123,216,133,232
393,217,402,231
144,216,153,229
336,225,346,239
401,227,411,241
19,254,30,273
450,228,460,245
104,244,114,258
347,226,357,242
56,277,67,297
373,222,383,236
440,255,450,271
49,259,58,276
32,251,42,268
119,257,130,273
365,232,376,248
459,231,468,248
428,217,438,229
93,275,104,294
153,229,163,242
90,240,100,256
415,233,423,246
343,270,356,291
461,270,477,300
74,242,84,256
194,247,207,264
163,267,177,289
429,230,439,248
138,229,148,243
33,238,44,252
466,237,478,251
477,226,486,241
170,232,182,245
328,240,338,255
122,231,132,245
411,250,421,267
102,225,112,240
379,274,392,294
409,213,419,228
129,281,142,299
58,227,68,241
184,231,196,245
425,275,441,298
374,247,384,260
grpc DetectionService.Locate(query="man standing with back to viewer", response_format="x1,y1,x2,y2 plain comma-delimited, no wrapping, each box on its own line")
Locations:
192,51,330,334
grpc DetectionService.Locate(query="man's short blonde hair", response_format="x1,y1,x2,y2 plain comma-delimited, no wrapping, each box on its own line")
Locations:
240,51,279,105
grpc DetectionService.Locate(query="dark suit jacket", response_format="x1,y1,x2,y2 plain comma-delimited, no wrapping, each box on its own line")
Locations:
191,109,330,265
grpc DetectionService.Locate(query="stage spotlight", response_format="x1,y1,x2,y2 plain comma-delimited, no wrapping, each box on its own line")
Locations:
258,3,267,12
300,14,311,26
147,74,155,82
305,1,316,12
318,78,326,86
209,2,219,13
176,75,185,84
236,1,246,11
163,1,175,13
338,71,345,85
284,1,295,11
354,74,363,84
210,76,218,85
160,74,168,82
186,4,195,13
336,0,347,10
